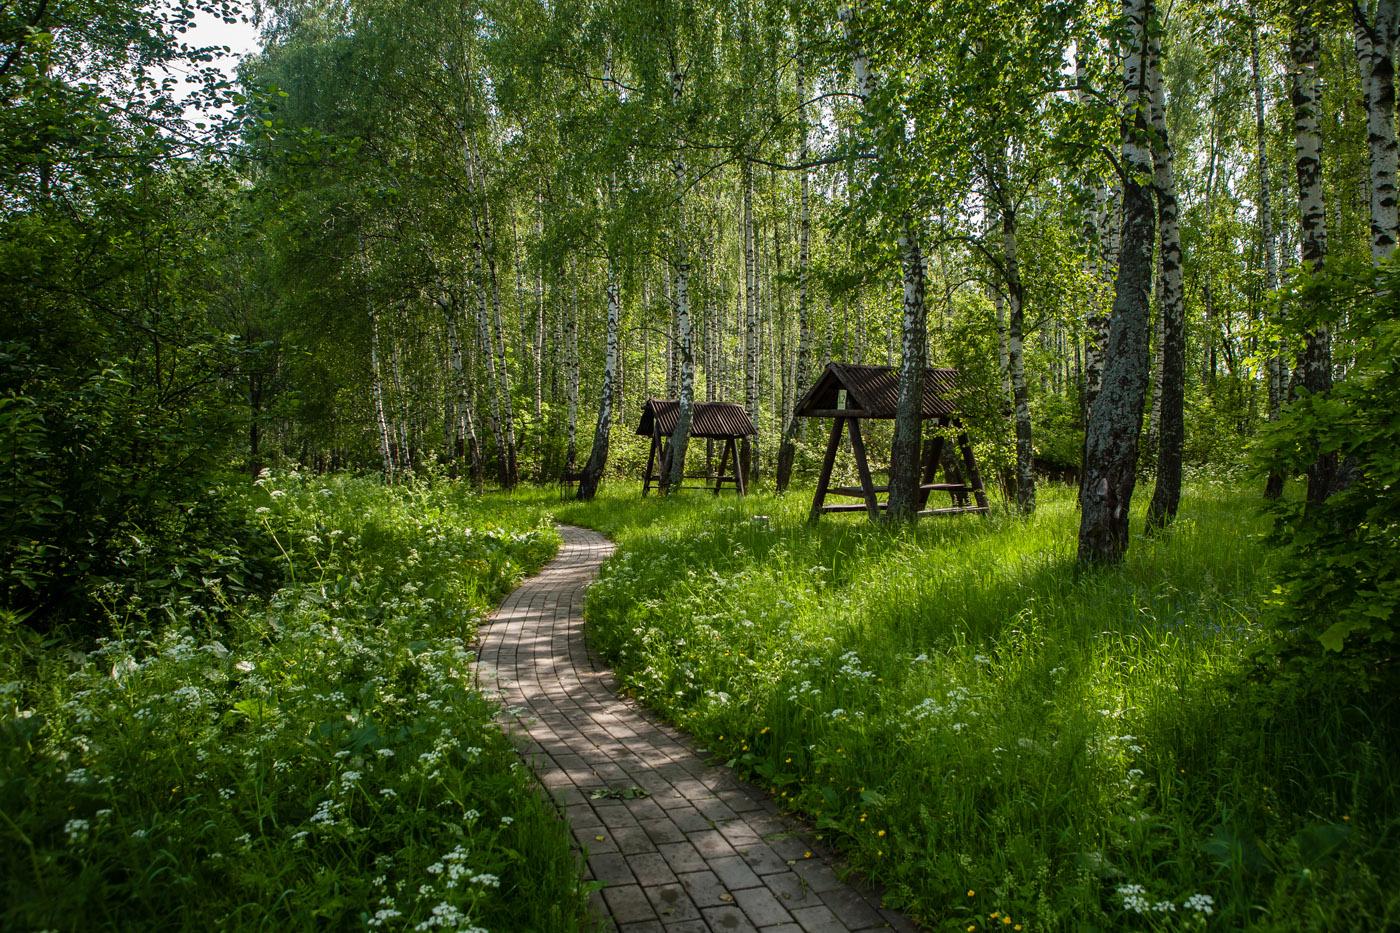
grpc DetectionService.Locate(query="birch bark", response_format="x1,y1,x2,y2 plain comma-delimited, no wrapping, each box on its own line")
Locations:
1289,6,1337,505
664,65,696,494
1146,30,1185,529
579,264,620,500
1078,0,1157,563
776,57,812,494
1354,0,1400,260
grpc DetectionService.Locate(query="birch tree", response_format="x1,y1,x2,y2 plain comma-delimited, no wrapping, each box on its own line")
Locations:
1146,26,1185,530
1353,0,1400,260
1078,0,1157,564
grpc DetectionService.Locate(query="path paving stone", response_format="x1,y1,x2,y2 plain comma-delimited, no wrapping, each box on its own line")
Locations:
477,525,918,932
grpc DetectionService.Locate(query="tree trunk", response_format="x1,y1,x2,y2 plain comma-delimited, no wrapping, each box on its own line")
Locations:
486,246,519,487
473,254,510,486
887,220,928,521
1002,203,1035,514
1078,0,1156,564
444,302,484,489
1256,21,1286,500
776,57,813,494
742,159,761,485
1146,30,1185,530
1354,0,1400,260
566,277,580,471
370,304,396,482
664,66,696,494
579,263,620,500
1290,5,1337,506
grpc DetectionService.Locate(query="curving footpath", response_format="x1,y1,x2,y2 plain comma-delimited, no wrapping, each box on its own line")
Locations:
476,525,916,933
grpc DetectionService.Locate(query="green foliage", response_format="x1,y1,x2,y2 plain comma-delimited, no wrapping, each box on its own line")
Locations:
0,345,265,632
1257,259,1400,657
553,483,1399,929
0,475,586,930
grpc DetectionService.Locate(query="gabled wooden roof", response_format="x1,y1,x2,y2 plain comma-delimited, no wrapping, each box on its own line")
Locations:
793,362,962,420
636,399,757,439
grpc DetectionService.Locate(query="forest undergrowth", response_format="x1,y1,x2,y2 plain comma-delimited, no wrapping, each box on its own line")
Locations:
0,475,589,931
545,482,1400,931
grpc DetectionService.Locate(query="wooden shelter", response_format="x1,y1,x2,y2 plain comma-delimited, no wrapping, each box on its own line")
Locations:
793,362,989,521
637,399,757,496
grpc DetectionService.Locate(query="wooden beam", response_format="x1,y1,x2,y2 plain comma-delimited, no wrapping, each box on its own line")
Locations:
847,418,880,521
642,432,658,496
799,408,870,419
955,428,990,513
809,417,845,522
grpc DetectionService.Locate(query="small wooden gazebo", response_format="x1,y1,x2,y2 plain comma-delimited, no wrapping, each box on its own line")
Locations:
794,362,989,521
637,399,757,496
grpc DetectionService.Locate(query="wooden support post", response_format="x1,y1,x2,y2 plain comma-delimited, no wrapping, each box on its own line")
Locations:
809,417,844,522
714,439,732,495
847,418,879,521
734,438,748,495
643,431,658,496
917,434,945,509
955,427,989,512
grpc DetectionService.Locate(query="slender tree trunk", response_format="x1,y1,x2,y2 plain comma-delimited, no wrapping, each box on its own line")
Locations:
1290,5,1337,506
444,302,484,489
1078,0,1157,564
1002,202,1035,514
1256,22,1287,500
486,247,519,487
742,159,761,484
665,66,696,494
566,278,580,470
473,255,510,486
840,2,925,521
370,305,395,482
1147,31,1186,530
579,262,620,500
1355,0,1400,260
887,221,928,521
777,57,813,494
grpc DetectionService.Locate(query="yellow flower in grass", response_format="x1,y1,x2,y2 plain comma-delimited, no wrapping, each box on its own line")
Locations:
876,829,886,837
967,890,975,898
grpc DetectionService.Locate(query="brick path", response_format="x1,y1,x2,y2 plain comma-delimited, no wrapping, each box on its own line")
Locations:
477,525,917,933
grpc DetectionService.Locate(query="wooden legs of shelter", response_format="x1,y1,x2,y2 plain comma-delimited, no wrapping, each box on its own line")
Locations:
643,430,747,496
808,417,988,521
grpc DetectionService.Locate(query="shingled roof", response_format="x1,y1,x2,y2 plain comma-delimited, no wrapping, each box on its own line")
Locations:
636,399,757,439
793,362,963,420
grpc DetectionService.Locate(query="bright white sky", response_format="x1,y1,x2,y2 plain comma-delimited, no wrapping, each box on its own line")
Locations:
179,6,263,122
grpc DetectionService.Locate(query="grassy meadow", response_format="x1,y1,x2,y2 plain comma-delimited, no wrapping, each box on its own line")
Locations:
0,475,590,931
542,480,1400,931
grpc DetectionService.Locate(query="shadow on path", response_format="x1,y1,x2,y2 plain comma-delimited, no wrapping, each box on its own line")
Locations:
477,525,917,933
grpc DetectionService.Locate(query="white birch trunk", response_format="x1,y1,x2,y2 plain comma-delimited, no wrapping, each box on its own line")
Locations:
1355,0,1400,260
579,262,619,500
665,66,696,493
742,159,760,483
370,305,395,482
1289,7,1336,504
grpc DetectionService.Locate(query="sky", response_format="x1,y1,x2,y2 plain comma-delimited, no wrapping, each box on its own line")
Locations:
180,5,264,121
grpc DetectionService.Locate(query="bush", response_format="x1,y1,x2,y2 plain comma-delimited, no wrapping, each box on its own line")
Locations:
1257,259,1400,658
0,475,587,930
0,346,267,634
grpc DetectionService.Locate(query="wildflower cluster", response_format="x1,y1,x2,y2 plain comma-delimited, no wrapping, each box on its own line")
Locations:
0,475,585,930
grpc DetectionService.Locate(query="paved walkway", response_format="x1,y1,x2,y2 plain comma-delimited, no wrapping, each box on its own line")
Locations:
476,525,916,933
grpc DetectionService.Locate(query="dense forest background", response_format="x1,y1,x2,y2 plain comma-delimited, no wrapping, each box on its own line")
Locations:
4,0,1395,635
4,0,1400,927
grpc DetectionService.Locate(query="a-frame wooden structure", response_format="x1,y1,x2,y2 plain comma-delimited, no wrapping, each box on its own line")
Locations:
793,362,989,521
637,399,757,496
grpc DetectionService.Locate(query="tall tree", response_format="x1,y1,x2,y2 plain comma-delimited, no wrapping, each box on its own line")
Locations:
1078,0,1157,563
1146,25,1185,529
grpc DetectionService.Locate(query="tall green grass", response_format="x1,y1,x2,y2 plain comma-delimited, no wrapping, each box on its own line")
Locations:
550,481,1400,930
1,474,590,931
